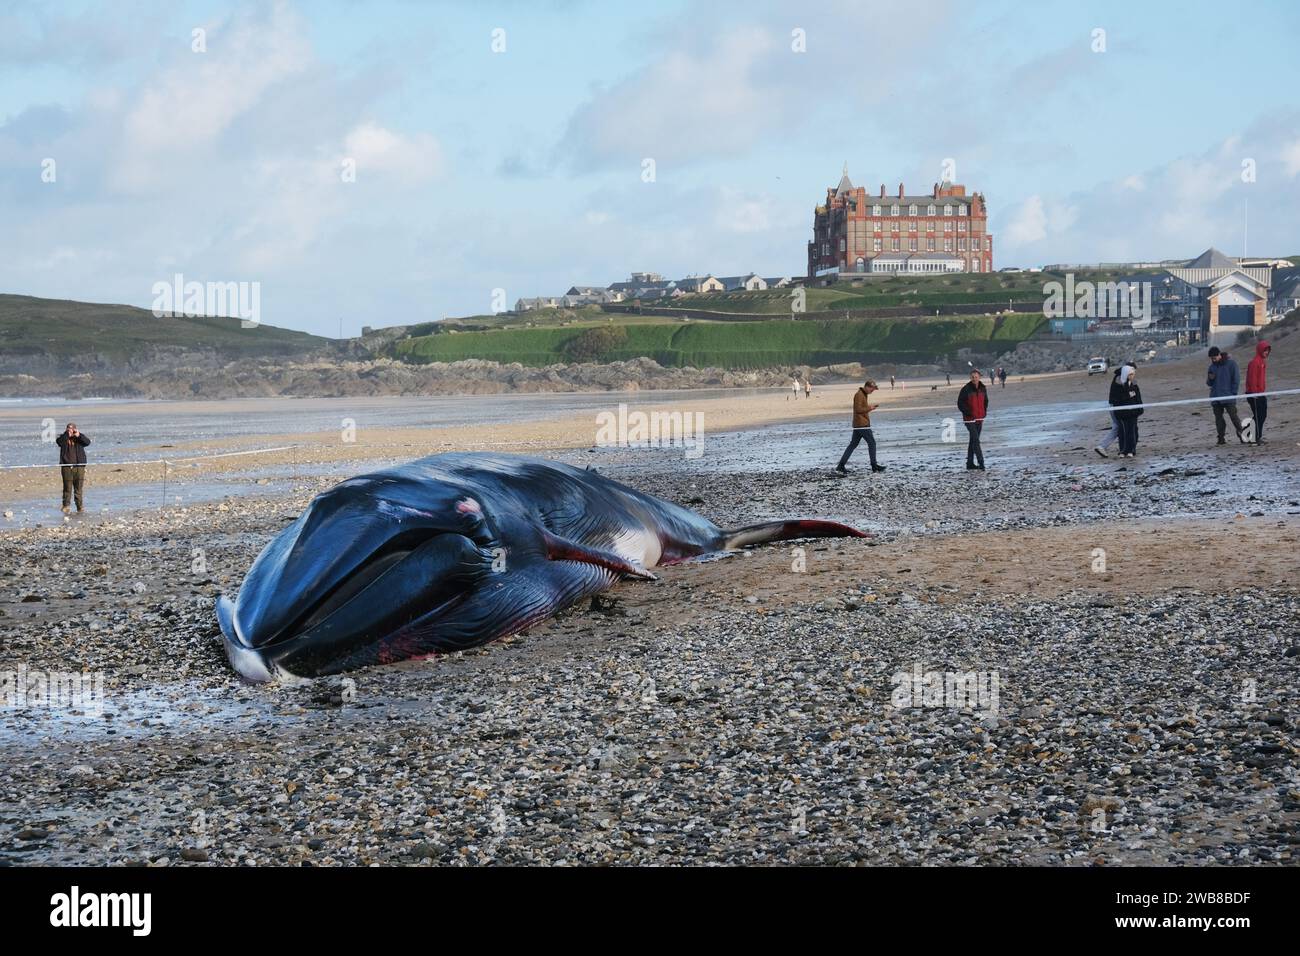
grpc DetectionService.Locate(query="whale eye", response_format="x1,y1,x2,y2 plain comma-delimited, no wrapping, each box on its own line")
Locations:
456,498,482,514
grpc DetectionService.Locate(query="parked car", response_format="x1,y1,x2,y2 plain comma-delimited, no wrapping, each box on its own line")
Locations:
1087,357,1108,375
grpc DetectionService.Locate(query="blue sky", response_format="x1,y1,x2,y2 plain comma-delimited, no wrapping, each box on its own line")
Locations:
2,0,1298,336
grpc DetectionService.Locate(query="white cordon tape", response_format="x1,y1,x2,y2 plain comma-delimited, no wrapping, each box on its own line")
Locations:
956,387,1300,424
0,445,298,471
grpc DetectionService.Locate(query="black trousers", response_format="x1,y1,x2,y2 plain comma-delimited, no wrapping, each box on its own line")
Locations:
964,421,984,467
837,428,877,468
1212,401,1243,440
1247,396,1267,440
1117,416,1138,455
61,465,86,509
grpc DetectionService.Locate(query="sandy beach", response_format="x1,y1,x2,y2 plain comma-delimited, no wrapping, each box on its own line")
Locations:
2,338,1298,865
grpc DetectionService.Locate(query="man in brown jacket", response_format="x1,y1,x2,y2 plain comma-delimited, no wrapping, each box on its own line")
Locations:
835,379,886,474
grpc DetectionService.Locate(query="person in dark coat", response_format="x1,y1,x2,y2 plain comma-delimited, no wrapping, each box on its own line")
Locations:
55,422,91,513
1109,365,1143,457
1206,346,1244,444
956,369,989,470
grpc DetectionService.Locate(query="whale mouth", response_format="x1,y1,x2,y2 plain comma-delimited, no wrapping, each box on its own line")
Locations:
226,525,490,661
283,527,448,642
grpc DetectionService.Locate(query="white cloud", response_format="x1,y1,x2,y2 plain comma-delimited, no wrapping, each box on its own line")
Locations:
341,123,442,184
1282,139,1300,178
1005,195,1047,244
113,4,313,192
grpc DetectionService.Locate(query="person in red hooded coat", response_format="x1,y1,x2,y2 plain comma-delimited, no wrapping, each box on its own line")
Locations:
1245,340,1270,444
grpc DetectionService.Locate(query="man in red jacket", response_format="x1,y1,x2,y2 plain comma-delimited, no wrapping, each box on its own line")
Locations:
1245,340,1271,444
956,369,989,470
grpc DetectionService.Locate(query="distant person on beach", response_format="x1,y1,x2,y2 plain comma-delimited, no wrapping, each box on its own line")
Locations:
1206,346,1244,445
789,377,800,401
835,379,886,475
999,367,1008,388
804,378,812,399
956,369,988,471
1109,365,1143,458
946,372,951,386
889,374,896,389
1245,340,1271,444
55,422,90,514
1094,366,1124,458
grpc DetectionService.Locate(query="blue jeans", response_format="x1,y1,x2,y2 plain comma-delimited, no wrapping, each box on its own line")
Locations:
837,428,877,468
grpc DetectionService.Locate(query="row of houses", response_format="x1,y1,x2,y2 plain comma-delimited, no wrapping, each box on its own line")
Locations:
514,272,798,313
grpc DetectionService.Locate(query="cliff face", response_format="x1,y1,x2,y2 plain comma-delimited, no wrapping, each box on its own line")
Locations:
0,356,889,400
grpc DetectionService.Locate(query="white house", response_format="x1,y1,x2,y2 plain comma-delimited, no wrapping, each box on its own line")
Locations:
719,273,768,292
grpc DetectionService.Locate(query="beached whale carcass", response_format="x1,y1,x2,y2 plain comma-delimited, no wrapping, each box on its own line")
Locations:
216,453,866,681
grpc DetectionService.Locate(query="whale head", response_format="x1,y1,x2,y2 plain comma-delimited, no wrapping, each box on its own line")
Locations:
217,472,509,681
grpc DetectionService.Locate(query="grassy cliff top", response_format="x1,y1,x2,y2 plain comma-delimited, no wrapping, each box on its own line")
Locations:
0,294,328,361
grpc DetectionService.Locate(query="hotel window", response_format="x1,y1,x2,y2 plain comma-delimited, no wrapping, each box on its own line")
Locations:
909,238,917,251
872,204,881,216
891,221,899,232
909,204,918,216
972,237,981,250
927,204,936,216
892,238,900,251
840,239,846,251
972,260,980,273
874,238,882,252
927,238,935,251
958,221,967,233
959,204,967,216
944,204,952,216
943,220,953,232
944,238,952,252
873,220,881,232
925,220,935,231
908,221,917,232
891,204,899,216
958,238,967,250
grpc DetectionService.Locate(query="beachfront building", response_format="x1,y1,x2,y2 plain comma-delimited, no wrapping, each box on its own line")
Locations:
808,166,993,277
1164,248,1271,346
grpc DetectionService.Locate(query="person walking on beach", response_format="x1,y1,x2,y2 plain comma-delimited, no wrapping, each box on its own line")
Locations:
835,379,886,475
998,367,1008,388
1094,366,1124,458
1206,346,1244,445
789,376,800,401
1245,340,1271,444
946,372,951,386
957,369,989,471
1109,365,1143,458
55,422,90,514
804,377,812,399
889,374,896,390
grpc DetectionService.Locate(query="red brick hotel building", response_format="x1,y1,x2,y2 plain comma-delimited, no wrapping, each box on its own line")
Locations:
808,167,993,277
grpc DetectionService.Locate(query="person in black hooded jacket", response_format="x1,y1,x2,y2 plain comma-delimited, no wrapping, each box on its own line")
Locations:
1109,365,1143,457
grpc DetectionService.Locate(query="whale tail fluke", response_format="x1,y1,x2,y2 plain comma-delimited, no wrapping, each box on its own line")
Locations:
722,519,868,551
